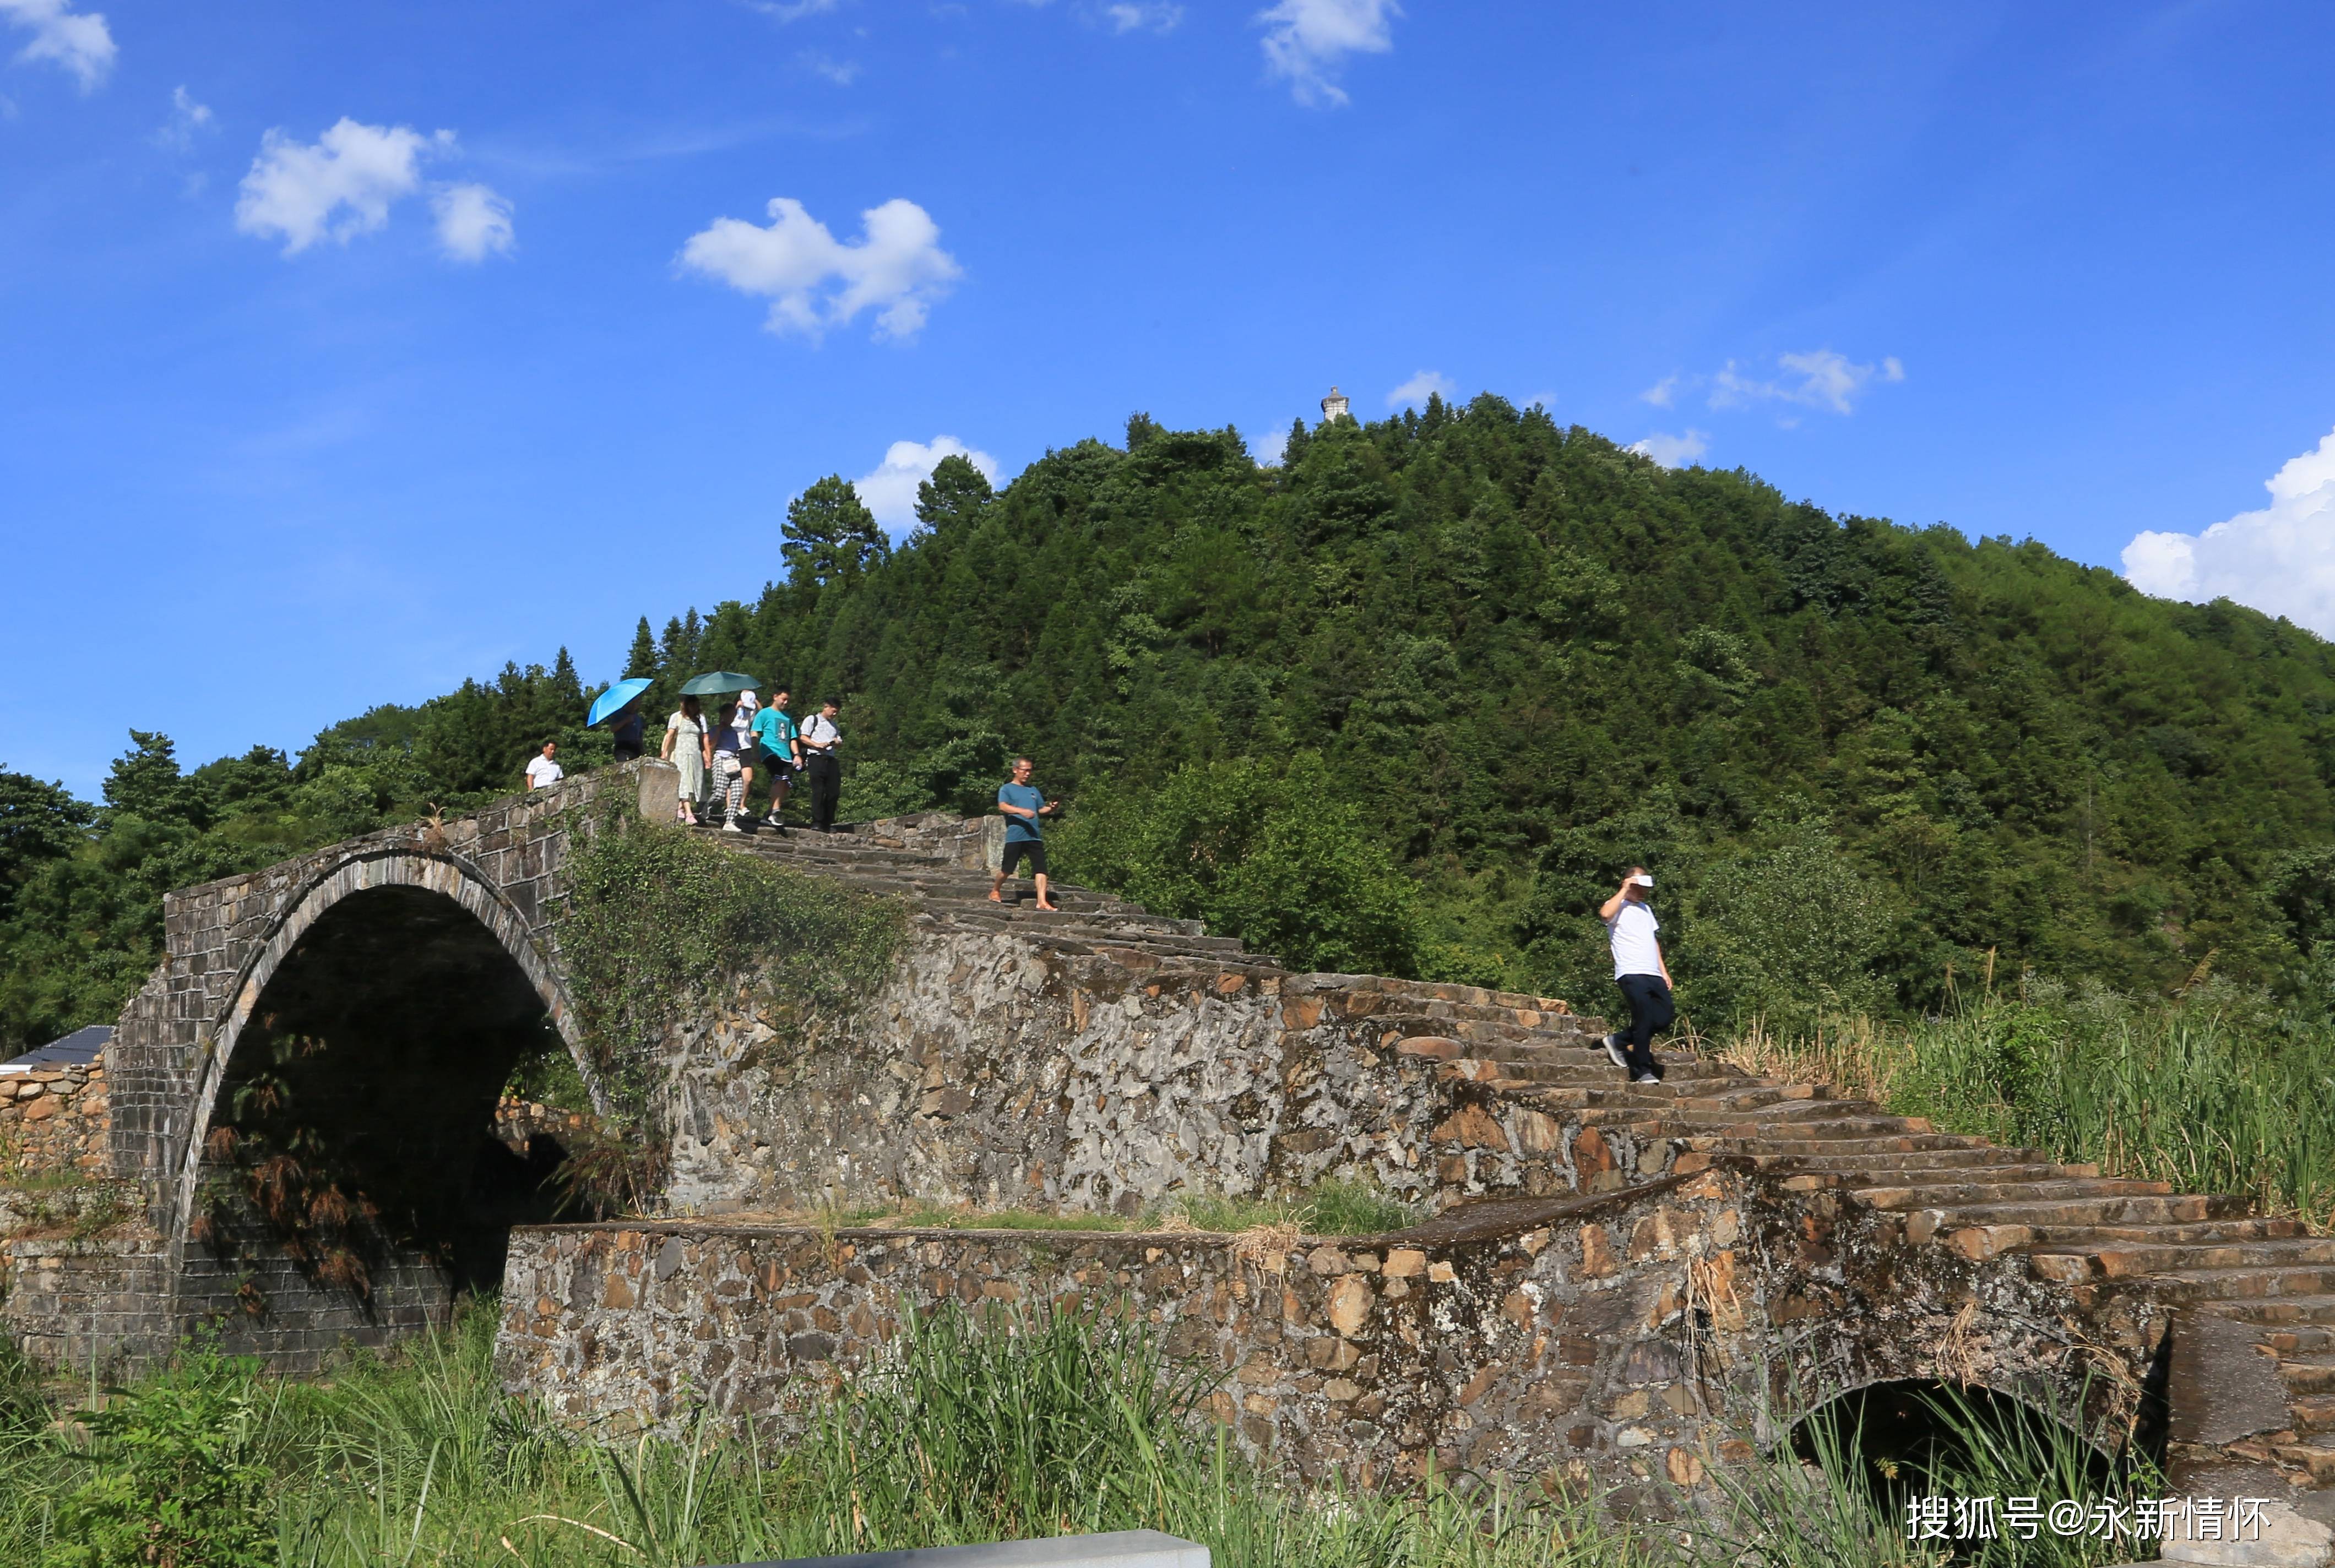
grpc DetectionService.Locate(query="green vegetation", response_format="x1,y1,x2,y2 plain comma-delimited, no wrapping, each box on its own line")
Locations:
0,658,611,1053
14,395,2335,1047
612,401,2335,1015
816,1175,1420,1237
1728,982,2335,1223
1058,755,1423,974
558,806,907,1128
0,1298,2153,1567
1171,1176,1420,1236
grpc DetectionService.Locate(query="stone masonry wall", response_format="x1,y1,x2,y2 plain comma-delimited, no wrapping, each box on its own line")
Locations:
665,928,1605,1220
1,1053,110,1178
501,1178,1756,1509
502,1164,2155,1507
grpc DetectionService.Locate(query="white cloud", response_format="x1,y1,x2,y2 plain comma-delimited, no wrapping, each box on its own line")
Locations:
433,182,514,262
2123,427,2335,636
854,435,1000,531
678,195,962,341
1641,374,1679,409
797,49,860,84
1,0,113,91
743,0,840,19
1710,349,1904,415
1105,2,1183,31
235,118,450,254
151,84,211,153
1628,429,1709,469
1251,422,1292,465
1386,369,1454,409
1256,0,1396,107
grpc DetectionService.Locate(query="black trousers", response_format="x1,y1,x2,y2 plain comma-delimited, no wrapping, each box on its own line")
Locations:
1615,973,1675,1078
805,752,841,831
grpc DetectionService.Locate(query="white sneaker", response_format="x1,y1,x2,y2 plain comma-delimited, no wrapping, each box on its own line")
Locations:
722,819,743,834
1633,1071,1663,1085
1602,1032,1628,1070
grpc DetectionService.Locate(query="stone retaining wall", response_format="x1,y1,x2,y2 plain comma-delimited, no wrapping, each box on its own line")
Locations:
664,930,1613,1220
1,1055,110,1177
499,1178,1761,1509
502,1158,2159,1509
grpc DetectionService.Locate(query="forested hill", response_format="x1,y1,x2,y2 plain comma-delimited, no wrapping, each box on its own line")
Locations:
634,398,2335,1013
8,395,2335,1048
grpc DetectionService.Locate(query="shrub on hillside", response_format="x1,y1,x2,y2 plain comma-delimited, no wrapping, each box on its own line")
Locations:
42,1347,272,1568
1057,754,1421,977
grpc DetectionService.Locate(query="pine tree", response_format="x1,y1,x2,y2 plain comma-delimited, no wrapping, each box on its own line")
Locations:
101,732,208,831
782,477,888,592
623,617,659,679
914,455,994,535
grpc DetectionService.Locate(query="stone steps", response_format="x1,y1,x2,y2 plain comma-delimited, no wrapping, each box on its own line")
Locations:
2115,1265,2335,1305
2017,1237,2335,1281
1747,1146,2050,1173
1851,1177,2174,1213
700,810,2335,1483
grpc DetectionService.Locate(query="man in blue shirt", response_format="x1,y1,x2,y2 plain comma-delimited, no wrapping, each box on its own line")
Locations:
990,756,1061,911
751,686,800,832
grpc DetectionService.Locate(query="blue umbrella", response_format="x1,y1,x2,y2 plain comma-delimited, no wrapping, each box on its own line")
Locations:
588,677,654,728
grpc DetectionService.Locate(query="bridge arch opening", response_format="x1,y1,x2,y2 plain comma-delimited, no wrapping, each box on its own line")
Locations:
187,879,593,1345
1789,1378,2127,1511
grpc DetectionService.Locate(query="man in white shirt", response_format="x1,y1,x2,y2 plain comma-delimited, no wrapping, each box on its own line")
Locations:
799,699,843,832
524,741,563,792
1598,867,1673,1085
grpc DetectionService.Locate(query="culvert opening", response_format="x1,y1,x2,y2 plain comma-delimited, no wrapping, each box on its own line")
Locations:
1790,1378,2129,1520
196,884,594,1310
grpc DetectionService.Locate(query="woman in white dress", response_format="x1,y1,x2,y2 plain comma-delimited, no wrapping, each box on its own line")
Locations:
660,695,710,824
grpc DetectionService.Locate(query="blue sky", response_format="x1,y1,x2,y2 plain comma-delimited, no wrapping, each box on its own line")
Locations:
5,1,2334,795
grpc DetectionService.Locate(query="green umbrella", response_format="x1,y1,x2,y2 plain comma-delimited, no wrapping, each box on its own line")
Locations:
678,671,761,696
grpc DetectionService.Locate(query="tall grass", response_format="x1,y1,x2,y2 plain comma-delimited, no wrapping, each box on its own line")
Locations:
1724,982,2335,1224
0,1297,2162,1568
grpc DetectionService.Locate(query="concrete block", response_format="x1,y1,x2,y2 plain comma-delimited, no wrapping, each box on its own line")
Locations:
718,1532,1208,1568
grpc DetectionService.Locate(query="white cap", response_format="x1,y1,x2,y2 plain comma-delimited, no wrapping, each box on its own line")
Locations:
1629,873,1654,888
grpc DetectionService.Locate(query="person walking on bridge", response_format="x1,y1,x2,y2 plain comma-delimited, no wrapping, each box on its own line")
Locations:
661,695,709,825
752,686,800,832
1598,868,1672,1085
524,740,562,792
710,700,753,832
990,756,1061,911
800,699,843,833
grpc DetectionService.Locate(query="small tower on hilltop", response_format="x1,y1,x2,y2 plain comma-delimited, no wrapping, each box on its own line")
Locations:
1320,385,1351,423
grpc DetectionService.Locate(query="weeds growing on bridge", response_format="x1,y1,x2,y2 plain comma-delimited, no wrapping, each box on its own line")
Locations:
0,1298,2155,1568
556,803,908,1185
1724,981,2335,1225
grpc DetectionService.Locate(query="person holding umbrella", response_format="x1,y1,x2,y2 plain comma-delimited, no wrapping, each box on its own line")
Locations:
678,673,763,832
588,677,655,766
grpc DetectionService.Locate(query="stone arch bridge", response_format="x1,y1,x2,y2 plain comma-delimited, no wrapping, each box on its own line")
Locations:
7,763,2335,1560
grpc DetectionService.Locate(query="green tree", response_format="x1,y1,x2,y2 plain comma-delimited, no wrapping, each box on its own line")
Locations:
0,770,91,913
783,476,888,591
1061,755,1420,975
623,615,660,679
100,731,208,832
914,453,995,535
1677,817,1896,1031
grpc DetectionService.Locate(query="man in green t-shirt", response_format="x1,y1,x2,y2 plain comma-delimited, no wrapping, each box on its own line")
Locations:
990,756,1061,911
750,687,801,831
